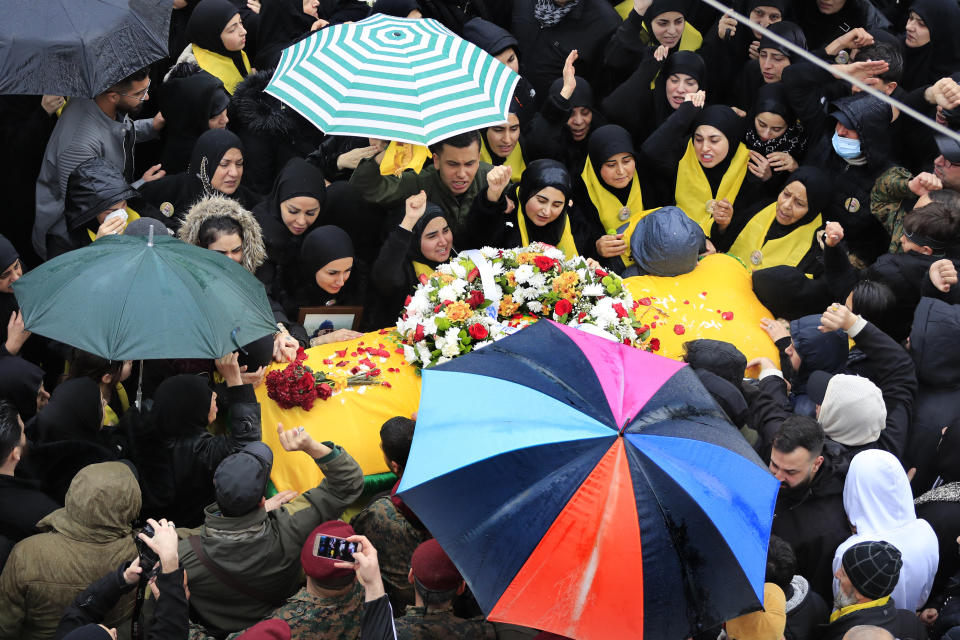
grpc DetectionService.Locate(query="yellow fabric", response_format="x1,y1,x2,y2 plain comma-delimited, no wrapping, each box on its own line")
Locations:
192,45,251,94
728,202,823,272
516,204,578,260
829,596,890,623
87,207,141,242
480,139,526,183
256,330,422,493
623,253,779,372
614,207,660,268
103,382,131,427
412,261,434,279
675,140,750,235
380,141,430,176
581,155,645,235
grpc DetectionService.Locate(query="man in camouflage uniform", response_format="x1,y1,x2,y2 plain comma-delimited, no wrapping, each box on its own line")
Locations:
395,539,496,640
351,417,430,612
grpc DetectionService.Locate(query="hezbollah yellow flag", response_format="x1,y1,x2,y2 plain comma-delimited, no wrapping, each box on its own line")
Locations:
256,330,422,494
624,253,779,373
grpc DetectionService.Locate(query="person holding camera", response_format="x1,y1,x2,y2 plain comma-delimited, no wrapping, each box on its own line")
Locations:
54,517,187,640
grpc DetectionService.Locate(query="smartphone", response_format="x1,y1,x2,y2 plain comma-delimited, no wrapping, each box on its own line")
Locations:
312,534,359,562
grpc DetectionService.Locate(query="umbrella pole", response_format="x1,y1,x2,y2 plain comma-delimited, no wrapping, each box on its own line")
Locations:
136,359,144,410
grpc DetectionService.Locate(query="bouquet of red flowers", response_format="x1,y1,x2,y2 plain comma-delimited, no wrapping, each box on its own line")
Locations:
265,347,382,410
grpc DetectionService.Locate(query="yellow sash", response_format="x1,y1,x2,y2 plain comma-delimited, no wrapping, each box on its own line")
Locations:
88,207,141,242
675,140,750,235
728,201,823,271
480,139,526,183
413,261,435,280
192,45,251,95
380,141,430,176
615,207,660,267
517,204,578,260
580,155,644,235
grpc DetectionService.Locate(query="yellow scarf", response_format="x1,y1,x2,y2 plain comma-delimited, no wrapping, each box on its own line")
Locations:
413,261,435,280
580,155,644,235
380,141,431,176
615,207,660,267
88,207,142,242
192,45,251,94
480,139,526,183
829,596,890,623
727,201,822,272
517,204,578,260
610,6,702,50
675,140,750,235
103,382,131,427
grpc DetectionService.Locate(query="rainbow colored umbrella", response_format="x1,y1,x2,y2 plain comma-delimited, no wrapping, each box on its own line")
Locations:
398,320,779,640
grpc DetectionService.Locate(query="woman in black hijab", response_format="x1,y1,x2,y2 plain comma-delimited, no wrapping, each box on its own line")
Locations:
183,0,251,94
0,356,47,424
255,0,322,70
139,129,258,232
743,83,807,192
701,0,789,92
253,158,327,320
732,20,807,109
525,73,605,176
294,226,366,345
134,373,262,527
158,68,231,174
900,0,960,92
574,126,649,266
602,50,706,146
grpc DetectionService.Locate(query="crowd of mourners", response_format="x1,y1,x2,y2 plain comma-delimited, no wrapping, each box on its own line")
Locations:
2,0,960,636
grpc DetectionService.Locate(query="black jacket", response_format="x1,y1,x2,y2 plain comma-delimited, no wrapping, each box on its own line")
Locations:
819,599,926,640
784,575,830,640
793,0,891,49
230,70,325,194
771,440,852,603
54,563,188,640
510,0,620,106
135,384,262,528
0,474,59,557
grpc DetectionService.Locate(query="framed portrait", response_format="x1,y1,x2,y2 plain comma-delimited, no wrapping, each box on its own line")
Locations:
298,306,364,335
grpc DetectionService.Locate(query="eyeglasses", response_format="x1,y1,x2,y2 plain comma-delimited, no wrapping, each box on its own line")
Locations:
115,81,150,102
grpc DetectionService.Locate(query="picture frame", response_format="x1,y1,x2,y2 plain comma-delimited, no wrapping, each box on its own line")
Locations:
298,306,364,335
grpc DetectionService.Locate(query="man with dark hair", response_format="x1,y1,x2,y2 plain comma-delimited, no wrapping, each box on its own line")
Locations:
351,416,429,612
768,416,852,603
0,401,58,570
349,130,508,241
33,67,166,259
823,541,926,640
767,535,830,640
178,426,364,634
395,539,495,639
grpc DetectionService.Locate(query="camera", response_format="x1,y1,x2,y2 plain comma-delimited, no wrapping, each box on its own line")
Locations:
135,523,160,579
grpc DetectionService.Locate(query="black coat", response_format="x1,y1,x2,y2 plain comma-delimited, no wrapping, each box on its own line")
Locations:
510,0,619,106
916,499,960,606
0,474,59,552
771,440,852,603
784,575,830,640
819,599,927,640
367,225,424,330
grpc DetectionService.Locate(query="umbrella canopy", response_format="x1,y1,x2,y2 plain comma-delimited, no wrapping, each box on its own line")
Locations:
398,320,779,640
0,0,171,98
13,235,277,360
265,14,519,146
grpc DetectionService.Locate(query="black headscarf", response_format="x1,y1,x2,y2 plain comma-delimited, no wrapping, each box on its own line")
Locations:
745,83,807,157
0,356,44,422
653,51,706,126
643,0,690,35
937,422,960,483
766,165,829,240
299,225,356,304
757,20,807,58
407,204,449,270
0,235,19,345
153,375,213,438
255,158,327,253
34,378,103,444
587,125,636,204
549,75,594,111
189,128,244,184
901,0,960,91
255,0,317,70
692,105,747,193
517,159,574,247
186,0,248,78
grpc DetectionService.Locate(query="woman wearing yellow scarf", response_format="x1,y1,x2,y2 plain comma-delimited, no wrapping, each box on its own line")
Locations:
575,124,649,270
606,0,703,82
479,101,528,184
177,0,253,95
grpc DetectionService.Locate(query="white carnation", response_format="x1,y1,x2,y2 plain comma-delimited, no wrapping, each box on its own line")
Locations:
451,262,467,279
437,285,458,302
582,283,604,297
527,272,547,290
402,344,417,362
480,246,499,259
441,340,460,358
526,300,542,313
515,264,535,283
450,278,467,294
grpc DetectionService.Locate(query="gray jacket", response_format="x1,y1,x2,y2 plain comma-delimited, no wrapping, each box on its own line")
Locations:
33,98,157,258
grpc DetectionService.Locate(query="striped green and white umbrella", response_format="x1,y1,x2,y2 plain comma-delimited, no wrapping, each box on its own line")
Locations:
264,15,520,146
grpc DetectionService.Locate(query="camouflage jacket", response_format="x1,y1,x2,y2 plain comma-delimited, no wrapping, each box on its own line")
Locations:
870,166,914,254
395,605,497,640
351,496,430,611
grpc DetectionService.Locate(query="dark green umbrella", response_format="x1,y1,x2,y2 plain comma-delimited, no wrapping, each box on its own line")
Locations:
13,234,277,361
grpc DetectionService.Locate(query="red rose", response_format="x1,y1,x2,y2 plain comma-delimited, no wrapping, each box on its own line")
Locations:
317,383,332,400
468,323,489,340
413,324,425,342
613,303,628,318
466,290,485,309
555,299,573,317
534,256,558,271
673,324,685,335
649,338,661,351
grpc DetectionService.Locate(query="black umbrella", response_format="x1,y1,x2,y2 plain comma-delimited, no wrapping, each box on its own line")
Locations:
0,0,172,98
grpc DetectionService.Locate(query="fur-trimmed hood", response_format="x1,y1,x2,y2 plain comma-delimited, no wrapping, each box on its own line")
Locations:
177,194,267,273
231,69,299,136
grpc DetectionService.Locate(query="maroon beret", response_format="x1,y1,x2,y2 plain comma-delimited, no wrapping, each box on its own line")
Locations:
300,520,356,585
411,539,462,591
